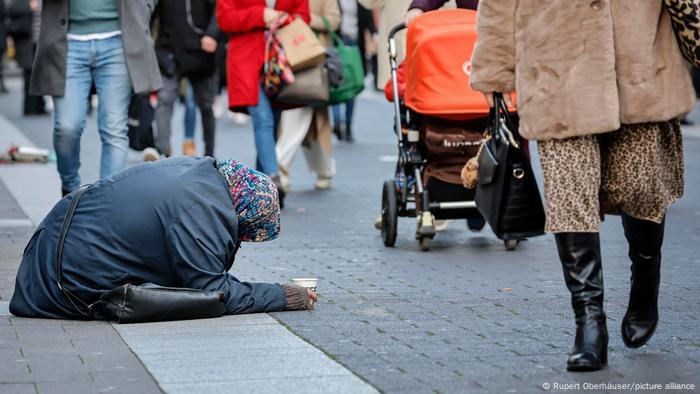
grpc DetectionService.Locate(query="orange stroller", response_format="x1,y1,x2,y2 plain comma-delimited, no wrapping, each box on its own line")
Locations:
379,9,520,251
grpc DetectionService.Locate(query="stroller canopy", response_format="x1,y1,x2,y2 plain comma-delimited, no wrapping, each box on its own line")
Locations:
405,9,490,120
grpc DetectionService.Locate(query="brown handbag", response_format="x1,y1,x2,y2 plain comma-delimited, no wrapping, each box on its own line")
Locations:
275,65,329,106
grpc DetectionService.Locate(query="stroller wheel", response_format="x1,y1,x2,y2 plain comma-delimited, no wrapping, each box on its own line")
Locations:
504,239,519,251
419,236,432,251
381,180,398,247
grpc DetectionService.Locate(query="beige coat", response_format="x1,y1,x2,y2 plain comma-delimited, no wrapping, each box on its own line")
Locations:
305,0,341,153
470,0,695,141
359,0,456,89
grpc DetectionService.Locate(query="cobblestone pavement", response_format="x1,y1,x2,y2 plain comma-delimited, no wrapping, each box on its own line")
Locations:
0,78,699,393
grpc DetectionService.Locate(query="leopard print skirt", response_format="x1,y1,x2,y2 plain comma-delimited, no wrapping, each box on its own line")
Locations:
537,120,684,233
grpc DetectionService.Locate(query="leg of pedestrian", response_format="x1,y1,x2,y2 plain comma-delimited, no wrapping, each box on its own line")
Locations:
154,74,180,158
539,135,607,371
52,40,92,195
277,107,314,190
344,99,356,142
93,36,131,178
248,85,284,206
301,135,336,190
600,121,683,349
183,80,197,156
191,76,217,158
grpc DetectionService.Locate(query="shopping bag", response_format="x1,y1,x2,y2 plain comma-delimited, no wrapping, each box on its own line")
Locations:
276,17,326,72
276,64,329,106
323,18,365,105
474,94,545,241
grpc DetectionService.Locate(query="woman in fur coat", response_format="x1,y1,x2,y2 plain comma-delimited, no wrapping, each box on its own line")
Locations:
471,0,695,372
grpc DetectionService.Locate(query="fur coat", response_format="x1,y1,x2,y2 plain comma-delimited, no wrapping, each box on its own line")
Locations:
470,0,695,140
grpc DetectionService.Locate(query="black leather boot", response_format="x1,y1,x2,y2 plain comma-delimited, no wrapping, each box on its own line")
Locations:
620,213,664,348
555,233,608,372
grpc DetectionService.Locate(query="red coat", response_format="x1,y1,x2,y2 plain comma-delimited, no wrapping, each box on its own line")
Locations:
217,0,310,110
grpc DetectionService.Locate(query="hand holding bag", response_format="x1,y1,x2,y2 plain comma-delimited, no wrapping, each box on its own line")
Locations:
264,15,296,98
474,94,545,240
663,0,700,67
56,186,227,323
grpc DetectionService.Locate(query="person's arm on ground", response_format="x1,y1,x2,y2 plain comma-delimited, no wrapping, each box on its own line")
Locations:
469,0,515,107
167,204,288,314
310,0,341,32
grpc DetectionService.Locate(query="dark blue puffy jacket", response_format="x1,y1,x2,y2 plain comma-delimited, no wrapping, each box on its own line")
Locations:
10,157,285,319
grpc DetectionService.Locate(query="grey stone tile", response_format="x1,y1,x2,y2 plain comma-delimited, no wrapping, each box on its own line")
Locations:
160,376,378,394
0,383,36,394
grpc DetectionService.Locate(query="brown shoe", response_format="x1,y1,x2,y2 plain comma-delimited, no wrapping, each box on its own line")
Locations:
183,140,196,156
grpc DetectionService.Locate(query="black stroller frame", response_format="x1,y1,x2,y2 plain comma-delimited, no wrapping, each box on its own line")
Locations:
380,24,519,252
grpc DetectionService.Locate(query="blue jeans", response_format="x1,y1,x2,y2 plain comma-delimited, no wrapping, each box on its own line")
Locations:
53,36,132,192
184,81,196,140
247,85,281,176
332,99,355,128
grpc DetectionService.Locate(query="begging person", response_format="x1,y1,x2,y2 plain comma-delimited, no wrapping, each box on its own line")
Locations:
10,157,316,319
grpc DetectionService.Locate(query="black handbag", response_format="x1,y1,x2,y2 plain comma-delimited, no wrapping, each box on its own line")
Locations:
474,94,545,240
56,186,227,323
127,94,156,151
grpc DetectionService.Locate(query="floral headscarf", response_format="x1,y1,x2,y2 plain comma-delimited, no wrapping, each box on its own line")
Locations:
216,159,280,242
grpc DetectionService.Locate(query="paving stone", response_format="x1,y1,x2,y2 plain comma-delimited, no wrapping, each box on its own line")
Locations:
0,383,36,394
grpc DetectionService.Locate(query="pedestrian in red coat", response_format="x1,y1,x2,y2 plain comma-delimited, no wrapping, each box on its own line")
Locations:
216,0,310,208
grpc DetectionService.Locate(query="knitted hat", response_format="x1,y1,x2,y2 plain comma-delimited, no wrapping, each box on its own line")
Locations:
216,159,280,242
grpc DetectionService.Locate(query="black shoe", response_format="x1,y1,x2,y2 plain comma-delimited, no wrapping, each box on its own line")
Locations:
679,117,694,126
345,124,354,143
271,175,285,210
467,216,486,232
555,233,608,372
61,188,71,197
620,213,664,348
333,125,342,140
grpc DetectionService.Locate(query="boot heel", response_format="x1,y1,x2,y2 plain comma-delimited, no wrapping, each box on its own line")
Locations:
601,346,608,366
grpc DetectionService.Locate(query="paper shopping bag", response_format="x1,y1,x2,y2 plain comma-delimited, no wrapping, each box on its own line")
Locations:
277,17,326,72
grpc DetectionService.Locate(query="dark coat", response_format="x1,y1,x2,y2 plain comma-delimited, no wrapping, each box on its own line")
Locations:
7,0,34,69
154,0,221,79
216,0,310,109
410,0,478,11
0,1,8,54
29,0,162,96
9,157,286,319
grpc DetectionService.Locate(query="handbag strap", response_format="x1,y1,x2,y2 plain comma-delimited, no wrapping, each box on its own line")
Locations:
55,185,99,316
322,16,345,49
489,93,520,147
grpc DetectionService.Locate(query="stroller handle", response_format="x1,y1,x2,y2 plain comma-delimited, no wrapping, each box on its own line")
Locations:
388,23,407,59
387,23,408,143
389,23,407,41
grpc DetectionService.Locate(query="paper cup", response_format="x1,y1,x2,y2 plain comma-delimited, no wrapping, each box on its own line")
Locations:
291,278,318,292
